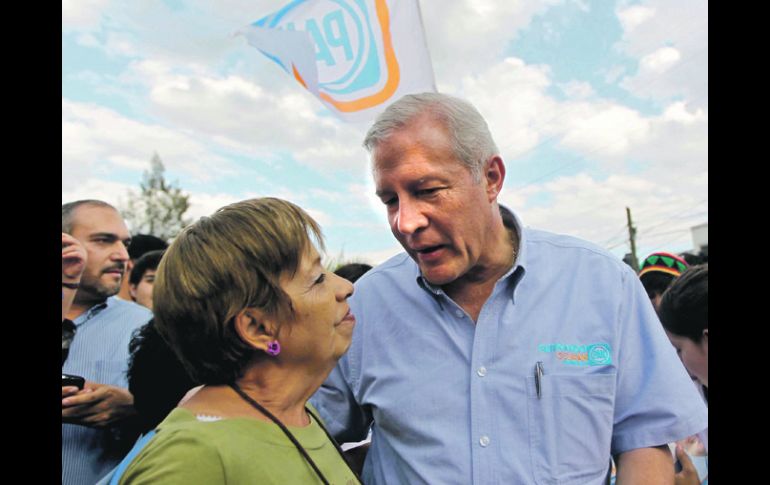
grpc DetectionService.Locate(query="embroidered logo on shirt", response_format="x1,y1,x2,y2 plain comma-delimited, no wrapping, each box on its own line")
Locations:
538,343,612,366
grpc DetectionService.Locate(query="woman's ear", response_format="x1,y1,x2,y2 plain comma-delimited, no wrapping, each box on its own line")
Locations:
234,308,278,353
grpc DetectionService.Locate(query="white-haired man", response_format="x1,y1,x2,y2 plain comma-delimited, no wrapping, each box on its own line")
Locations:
312,93,708,484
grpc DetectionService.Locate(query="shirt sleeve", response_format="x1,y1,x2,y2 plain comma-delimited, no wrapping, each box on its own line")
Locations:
119,431,225,484
310,296,373,444
611,265,708,455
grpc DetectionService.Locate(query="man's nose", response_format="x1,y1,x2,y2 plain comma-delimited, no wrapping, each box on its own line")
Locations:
395,199,428,235
112,241,130,261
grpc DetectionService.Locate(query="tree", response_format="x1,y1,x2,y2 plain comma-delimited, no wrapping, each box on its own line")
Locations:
121,153,192,241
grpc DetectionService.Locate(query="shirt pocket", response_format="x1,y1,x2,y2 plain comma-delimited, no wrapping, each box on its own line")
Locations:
526,373,616,485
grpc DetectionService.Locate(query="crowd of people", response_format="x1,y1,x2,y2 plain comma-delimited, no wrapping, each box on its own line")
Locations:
62,92,707,485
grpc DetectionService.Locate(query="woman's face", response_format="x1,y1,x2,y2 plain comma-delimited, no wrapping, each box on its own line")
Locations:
278,244,356,366
665,330,708,388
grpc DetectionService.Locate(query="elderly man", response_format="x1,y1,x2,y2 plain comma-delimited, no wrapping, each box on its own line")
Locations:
61,200,153,485
311,93,708,484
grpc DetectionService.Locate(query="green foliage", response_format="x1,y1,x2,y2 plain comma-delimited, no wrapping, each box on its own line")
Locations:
121,152,192,241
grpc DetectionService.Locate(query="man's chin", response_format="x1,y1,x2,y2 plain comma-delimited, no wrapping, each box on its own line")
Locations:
419,266,458,287
94,284,122,299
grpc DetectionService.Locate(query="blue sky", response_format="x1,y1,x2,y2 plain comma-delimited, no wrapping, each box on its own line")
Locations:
62,0,708,265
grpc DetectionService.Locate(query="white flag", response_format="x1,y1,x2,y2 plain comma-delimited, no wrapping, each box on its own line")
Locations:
238,0,436,122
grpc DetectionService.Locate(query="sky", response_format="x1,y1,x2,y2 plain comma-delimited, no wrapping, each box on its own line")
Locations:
62,0,708,266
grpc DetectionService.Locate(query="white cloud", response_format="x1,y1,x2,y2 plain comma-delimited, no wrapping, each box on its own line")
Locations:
75,33,101,48
602,65,626,84
62,178,135,209
419,0,561,81
185,192,246,220
62,99,238,192
615,0,707,108
638,46,681,74
661,101,707,125
617,5,655,33
119,59,371,171
456,53,706,176
559,80,595,99
104,33,139,57
558,102,650,158
62,0,109,31
500,171,707,257
460,57,559,158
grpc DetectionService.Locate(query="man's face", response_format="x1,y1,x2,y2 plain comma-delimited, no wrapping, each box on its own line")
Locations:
69,205,131,301
373,118,504,286
130,269,156,310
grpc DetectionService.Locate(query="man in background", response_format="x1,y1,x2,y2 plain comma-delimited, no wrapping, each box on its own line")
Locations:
116,234,168,302
128,249,165,311
61,200,153,485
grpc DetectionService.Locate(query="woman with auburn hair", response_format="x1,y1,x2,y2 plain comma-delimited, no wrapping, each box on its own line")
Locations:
111,198,360,485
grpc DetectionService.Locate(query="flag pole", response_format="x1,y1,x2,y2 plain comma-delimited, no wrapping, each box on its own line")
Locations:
415,0,437,91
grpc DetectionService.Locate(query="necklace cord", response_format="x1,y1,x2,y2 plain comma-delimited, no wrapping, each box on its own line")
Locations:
228,383,361,484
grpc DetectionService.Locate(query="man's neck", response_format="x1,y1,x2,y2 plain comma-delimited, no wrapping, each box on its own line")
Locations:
66,296,107,321
444,221,519,322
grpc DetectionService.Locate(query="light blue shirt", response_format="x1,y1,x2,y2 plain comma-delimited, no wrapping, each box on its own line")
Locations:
312,214,708,485
62,297,152,485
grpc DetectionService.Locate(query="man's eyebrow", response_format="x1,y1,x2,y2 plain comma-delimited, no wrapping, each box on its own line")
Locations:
89,232,119,240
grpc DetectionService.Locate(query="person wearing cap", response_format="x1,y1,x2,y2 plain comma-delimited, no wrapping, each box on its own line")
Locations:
638,251,689,311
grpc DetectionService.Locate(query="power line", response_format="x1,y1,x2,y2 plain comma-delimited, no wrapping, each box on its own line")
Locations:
636,201,708,236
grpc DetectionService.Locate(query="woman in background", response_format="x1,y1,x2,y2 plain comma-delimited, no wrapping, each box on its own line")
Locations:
659,264,708,485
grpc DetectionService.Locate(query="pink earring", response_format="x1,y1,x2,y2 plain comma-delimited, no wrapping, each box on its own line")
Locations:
266,340,281,356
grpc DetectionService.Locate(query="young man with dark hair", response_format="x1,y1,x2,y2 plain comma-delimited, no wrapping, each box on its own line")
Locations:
128,249,165,310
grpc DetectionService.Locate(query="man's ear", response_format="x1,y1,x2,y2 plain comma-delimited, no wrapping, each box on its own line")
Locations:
233,308,278,353
484,156,506,201
129,284,137,301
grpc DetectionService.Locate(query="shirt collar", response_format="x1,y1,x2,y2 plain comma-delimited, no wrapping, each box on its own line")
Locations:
73,297,113,326
414,209,529,301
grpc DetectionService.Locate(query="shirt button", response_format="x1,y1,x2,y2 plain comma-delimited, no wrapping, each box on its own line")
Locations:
477,366,487,377
479,436,490,447
455,309,464,318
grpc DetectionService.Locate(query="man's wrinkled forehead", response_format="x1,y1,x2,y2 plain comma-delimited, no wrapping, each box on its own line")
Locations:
371,118,455,170
70,205,129,238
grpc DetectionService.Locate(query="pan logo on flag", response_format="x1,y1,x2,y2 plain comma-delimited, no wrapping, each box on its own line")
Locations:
255,0,400,112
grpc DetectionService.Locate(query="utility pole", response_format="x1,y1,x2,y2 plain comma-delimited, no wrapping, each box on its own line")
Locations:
626,207,639,273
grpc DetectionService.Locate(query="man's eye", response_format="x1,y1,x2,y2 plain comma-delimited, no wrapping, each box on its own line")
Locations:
383,197,397,207
418,187,441,197
315,273,326,285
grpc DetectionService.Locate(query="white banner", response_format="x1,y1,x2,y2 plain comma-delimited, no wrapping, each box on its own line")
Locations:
239,0,436,123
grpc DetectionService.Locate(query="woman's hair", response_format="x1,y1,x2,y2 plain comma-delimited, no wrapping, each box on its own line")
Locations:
658,264,708,342
152,198,324,384
127,319,197,435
